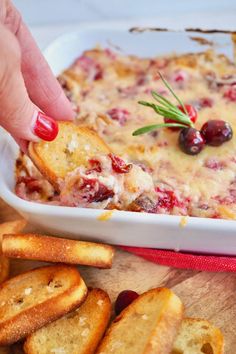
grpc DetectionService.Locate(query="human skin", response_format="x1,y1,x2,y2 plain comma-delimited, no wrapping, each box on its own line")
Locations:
0,0,74,151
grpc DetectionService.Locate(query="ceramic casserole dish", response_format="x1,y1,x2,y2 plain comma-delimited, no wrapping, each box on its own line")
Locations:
0,22,236,254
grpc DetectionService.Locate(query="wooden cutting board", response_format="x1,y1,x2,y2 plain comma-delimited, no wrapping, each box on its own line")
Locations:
1,198,235,354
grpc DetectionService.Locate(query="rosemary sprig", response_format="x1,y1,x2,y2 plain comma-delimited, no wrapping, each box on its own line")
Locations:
157,72,188,115
133,123,188,136
132,71,193,136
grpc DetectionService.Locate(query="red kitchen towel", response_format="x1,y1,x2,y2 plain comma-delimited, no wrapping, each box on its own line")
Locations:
120,246,236,272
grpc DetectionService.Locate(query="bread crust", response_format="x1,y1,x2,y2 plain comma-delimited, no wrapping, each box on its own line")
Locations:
172,317,224,354
0,265,87,345
28,121,110,190
24,288,111,354
0,219,27,284
97,288,183,354
28,141,59,190
2,234,115,269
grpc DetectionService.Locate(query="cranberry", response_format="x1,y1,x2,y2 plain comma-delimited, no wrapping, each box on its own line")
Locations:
107,108,130,125
86,159,102,174
155,187,179,211
201,120,233,146
115,290,139,315
223,86,236,102
173,70,188,83
17,177,42,193
171,70,188,88
214,190,236,206
79,178,114,203
164,104,197,130
109,154,132,174
198,97,214,108
93,184,114,202
179,128,205,155
188,98,214,111
179,104,197,123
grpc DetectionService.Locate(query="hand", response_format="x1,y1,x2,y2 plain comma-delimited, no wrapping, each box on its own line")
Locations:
0,0,74,151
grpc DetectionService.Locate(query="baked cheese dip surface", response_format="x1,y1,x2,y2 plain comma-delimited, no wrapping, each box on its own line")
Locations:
16,48,236,219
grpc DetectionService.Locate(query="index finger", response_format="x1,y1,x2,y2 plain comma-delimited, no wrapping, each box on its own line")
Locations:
15,13,74,121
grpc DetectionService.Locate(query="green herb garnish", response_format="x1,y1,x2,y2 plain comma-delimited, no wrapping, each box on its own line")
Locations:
132,72,193,136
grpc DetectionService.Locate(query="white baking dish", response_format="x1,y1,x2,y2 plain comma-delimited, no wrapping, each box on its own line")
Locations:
0,23,236,254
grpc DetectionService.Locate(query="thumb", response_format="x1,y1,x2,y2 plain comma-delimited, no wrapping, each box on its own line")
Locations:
0,24,58,142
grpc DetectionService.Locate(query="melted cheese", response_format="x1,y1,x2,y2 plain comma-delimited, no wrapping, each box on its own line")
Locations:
59,48,236,219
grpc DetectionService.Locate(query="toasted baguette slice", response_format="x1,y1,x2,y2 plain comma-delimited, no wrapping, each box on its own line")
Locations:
24,288,111,354
0,219,27,284
28,121,110,189
0,265,87,345
172,318,224,354
2,234,114,269
97,287,183,354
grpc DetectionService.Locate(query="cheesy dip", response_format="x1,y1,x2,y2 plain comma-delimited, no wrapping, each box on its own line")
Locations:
16,47,236,219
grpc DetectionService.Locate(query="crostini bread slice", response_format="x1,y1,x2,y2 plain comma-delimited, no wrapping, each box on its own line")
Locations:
0,265,87,345
0,219,27,284
24,288,111,354
96,287,184,354
28,121,110,190
2,233,115,269
172,318,224,354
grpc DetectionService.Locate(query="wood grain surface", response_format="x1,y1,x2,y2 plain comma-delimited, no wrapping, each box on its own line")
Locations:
0,198,235,353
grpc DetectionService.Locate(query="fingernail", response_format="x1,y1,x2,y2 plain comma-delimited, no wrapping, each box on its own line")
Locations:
33,112,59,141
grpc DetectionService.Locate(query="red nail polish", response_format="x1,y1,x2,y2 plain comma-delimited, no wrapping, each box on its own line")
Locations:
33,112,59,141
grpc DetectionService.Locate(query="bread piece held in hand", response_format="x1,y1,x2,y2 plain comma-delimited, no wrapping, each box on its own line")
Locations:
24,288,111,354
0,265,87,345
172,318,224,354
2,233,114,269
0,219,26,284
97,287,183,354
28,122,110,190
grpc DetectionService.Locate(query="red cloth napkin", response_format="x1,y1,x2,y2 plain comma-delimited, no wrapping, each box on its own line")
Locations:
120,246,236,273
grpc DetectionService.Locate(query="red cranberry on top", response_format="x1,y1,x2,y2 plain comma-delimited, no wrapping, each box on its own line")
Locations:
115,290,139,315
201,120,233,147
179,128,205,155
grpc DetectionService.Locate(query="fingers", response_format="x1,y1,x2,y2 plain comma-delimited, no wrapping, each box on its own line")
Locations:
14,10,74,122
0,24,58,142
13,138,29,154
